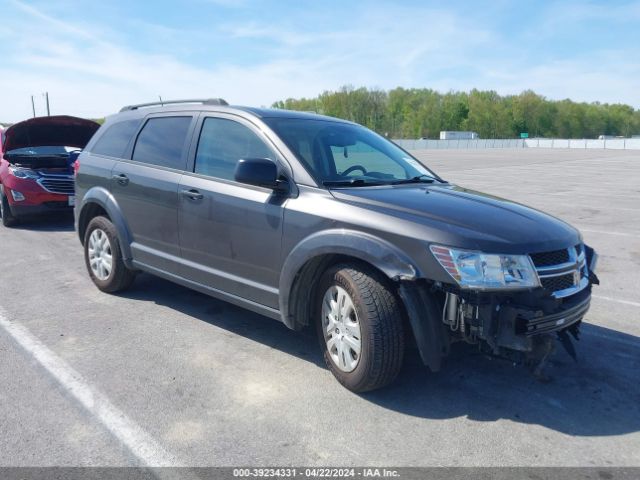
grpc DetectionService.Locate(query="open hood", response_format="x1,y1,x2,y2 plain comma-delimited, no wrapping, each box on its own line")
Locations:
2,115,100,153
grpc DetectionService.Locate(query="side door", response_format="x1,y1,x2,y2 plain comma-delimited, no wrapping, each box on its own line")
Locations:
178,114,286,309
111,114,196,273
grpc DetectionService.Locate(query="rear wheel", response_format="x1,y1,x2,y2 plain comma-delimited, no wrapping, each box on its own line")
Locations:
84,216,136,293
316,263,404,392
0,188,19,227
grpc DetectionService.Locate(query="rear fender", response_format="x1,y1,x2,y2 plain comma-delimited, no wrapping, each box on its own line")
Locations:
77,186,133,263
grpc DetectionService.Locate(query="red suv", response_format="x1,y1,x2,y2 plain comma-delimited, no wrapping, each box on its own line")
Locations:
1,116,99,227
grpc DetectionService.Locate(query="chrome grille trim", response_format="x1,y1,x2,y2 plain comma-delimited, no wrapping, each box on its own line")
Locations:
530,245,589,299
535,252,585,275
550,276,589,299
37,173,75,195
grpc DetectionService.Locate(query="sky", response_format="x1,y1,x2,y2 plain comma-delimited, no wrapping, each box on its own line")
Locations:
1,0,639,122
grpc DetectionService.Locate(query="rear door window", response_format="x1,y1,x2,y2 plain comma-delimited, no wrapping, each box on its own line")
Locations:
194,117,274,181
91,119,140,158
132,116,192,169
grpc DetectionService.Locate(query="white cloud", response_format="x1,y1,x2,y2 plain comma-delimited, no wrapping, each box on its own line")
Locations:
10,0,99,42
0,0,637,122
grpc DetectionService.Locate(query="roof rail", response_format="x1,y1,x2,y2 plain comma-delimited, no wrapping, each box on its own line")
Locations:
119,98,229,112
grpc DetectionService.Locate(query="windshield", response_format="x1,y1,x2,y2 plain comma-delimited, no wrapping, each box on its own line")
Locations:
264,118,441,186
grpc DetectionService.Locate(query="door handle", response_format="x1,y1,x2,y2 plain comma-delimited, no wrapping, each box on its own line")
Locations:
181,189,204,201
112,173,129,186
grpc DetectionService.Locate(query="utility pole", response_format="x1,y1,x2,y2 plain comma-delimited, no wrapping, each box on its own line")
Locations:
31,95,36,118
45,92,50,116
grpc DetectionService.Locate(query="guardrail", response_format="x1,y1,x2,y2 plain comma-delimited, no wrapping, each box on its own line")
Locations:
393,138,640,150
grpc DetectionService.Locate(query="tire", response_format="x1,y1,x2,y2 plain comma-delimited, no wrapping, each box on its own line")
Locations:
316,263,404,392
0,190,19,227
84,216,136,293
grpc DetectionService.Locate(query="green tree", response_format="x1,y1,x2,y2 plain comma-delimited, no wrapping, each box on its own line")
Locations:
272,86,640,139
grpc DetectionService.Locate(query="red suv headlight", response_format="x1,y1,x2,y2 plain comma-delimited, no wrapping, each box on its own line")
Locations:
9,166,41,180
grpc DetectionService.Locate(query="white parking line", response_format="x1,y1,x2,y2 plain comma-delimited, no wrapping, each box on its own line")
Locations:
579,228,639,238
593,295,640,308
0,309,180,467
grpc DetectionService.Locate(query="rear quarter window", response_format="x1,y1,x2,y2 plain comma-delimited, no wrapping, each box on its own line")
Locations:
91,119,140,158
132,117,192,169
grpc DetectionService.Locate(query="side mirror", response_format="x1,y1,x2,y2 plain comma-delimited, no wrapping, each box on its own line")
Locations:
234,158,286,191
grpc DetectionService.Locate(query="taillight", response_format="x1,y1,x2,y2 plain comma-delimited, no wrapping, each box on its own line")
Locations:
69,150,81,177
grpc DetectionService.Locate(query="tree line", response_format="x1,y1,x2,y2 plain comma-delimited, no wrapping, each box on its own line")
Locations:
272,86,640,139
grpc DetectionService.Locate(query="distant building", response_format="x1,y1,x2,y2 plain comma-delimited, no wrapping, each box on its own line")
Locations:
440,131,479,140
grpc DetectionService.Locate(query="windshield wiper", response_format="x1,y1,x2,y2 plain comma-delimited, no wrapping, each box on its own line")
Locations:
322,179,384,187
390,174,437,185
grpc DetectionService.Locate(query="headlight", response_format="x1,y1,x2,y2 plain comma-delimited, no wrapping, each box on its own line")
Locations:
9,166,41,180
430,245,540,290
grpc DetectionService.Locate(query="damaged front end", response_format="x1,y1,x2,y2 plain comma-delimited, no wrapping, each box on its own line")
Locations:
405,243,599,376
441,280,592,375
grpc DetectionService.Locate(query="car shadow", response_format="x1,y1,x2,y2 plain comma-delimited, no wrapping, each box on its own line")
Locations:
122,273,325,368
12,212,75,232
364,328,640,437
121,273,640,438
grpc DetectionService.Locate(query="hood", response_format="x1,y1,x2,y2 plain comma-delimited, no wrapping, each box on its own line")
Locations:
3,116,100,153
330,183,581,253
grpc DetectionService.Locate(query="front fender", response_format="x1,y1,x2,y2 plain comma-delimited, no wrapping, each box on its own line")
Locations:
77,186,133,261
279,229,420,329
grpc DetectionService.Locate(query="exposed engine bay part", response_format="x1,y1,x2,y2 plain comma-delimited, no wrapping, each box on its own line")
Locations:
439,288,588,349
399,276,592,380
442,292,480,343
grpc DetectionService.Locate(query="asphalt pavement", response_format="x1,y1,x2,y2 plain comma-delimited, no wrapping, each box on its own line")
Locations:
0,148,638,467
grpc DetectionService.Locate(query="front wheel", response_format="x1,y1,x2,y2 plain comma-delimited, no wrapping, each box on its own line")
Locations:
0,188,19,227
84,216,136,293
316,263,405,392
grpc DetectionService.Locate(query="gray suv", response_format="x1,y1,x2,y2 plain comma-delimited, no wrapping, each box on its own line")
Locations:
75,99,599,392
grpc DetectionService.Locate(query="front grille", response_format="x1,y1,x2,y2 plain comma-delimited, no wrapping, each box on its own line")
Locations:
541,274,576,292
38,176,75,195
530,245,588,298
530,249,569,267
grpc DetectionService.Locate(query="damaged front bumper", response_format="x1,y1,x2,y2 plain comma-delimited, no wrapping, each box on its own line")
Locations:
458,286,592,357
400,245,599,371
513,293,590,337
443,244,598,360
